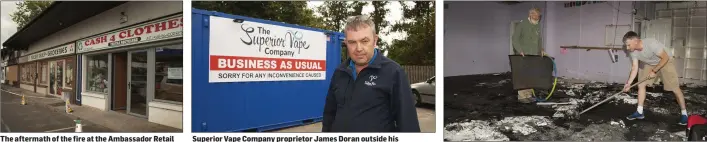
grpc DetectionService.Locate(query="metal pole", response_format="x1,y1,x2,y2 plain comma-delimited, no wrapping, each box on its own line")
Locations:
578,77,654,115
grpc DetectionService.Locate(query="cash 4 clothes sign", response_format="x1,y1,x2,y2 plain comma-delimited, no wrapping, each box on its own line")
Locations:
208,16,328,82
76,15,183,53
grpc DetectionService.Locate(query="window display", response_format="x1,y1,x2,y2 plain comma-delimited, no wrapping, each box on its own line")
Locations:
86,54,109,94
49,61,56,94
155,45,183,103
65,58,75,89
21,63,36,84
50,60,64,95
20,65,26,83
41,62,47,84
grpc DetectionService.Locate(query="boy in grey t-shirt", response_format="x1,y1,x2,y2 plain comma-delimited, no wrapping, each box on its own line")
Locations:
622,31,688,125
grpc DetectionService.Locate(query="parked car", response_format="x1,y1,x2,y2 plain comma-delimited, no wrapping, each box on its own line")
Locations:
411,76,435,106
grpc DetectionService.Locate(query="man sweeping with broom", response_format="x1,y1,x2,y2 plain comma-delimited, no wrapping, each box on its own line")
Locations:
621,31,688,125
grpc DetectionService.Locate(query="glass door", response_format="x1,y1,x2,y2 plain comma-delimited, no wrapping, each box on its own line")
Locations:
49,61,56,95
128,50,148,117
56,60,64,96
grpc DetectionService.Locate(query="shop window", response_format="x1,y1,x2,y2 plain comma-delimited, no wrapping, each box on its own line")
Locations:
49,61,56,94
21,63,36,84
86,54,109,94
20,64,26,83
154,45,183,103
65,58,75,89
56,60,64,89
21,65,27,83
40,62,48,84
50,60,64,95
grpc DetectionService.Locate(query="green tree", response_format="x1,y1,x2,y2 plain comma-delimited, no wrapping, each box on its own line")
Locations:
193,1,325,29
371,1,389,50
349,1,368,17
10,1,53,30
318,1,362,62
317,1,350,32
388,1,435,65
319,1,390,61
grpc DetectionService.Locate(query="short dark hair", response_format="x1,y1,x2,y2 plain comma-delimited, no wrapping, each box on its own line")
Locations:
622,31,639,43
622,31,639,53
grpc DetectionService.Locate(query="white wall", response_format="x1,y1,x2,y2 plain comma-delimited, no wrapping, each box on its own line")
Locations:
545,1,635,83
444,2,550,77
444,2,512,77
37,87,46,95
82,92,107,111
444,1,641,83
148,101,183,129
23,1,182,56
20,84,32,91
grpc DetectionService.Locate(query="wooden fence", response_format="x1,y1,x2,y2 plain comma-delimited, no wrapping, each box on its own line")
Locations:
402,65,435,83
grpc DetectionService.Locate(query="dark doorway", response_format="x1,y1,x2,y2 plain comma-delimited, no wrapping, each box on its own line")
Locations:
112,52,128,112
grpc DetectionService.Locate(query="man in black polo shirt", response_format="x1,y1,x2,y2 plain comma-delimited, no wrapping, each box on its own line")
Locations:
321,15,421,132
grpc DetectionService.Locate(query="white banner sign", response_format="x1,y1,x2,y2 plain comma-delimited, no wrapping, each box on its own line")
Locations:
77,15,183,53
208,16,328,83
28,43,75,62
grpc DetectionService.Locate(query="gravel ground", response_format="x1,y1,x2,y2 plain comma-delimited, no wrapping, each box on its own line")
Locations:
444,73,707,141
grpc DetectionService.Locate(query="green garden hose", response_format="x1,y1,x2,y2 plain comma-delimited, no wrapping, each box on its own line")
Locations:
534,57,558,102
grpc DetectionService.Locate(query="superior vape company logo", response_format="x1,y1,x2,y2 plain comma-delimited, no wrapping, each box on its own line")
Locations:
239,24,312,57
365,75,378,86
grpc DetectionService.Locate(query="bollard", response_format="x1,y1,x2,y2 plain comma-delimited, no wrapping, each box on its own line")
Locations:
74,119,82,132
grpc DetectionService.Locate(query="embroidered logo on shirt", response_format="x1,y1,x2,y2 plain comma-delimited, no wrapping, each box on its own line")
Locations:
365,75,378,86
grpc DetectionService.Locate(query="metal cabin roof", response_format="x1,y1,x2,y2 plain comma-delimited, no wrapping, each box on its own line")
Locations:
1,1,125,54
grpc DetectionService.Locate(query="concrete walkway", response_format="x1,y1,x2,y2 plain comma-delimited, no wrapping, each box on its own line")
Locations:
2,91,113,132
1,85,181,132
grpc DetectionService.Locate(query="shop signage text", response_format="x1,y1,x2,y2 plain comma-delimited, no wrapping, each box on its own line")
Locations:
28,43,75,62
77,15,183,53
208,16,328,83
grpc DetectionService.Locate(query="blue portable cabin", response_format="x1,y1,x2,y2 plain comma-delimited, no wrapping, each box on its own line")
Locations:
191,8,344,132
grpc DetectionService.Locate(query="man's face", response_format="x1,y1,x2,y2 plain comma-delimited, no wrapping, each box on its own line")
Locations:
344,26,377,66
529,10,541,21
624,38,640,51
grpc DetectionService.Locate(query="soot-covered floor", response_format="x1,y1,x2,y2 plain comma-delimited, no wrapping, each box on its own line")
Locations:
443,73,707,141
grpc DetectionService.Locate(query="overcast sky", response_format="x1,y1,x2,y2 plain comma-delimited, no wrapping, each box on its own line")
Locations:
0,1,414,49
1,1,19,49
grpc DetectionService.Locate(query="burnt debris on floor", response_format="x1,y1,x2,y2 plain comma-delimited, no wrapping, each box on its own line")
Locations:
444,73,707,141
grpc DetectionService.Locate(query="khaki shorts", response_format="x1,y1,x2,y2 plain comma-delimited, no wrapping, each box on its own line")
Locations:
638,58,680,91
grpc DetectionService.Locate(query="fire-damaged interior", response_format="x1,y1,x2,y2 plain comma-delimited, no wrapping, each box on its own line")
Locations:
444,1,707,141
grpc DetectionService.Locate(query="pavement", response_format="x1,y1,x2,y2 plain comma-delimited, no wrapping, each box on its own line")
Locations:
273,105,437,132
1,85,181,132
1,88,112,132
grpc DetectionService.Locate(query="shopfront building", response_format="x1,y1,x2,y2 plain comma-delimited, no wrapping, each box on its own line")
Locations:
5,65,18,86
77,14,183,129
18,43,77,102
2,49,21,86
2,1,182,129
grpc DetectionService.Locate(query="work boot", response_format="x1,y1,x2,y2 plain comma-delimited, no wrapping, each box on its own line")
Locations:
518,89,534,103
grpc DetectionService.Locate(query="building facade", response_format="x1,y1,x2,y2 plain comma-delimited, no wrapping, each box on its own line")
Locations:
2,1,182,129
